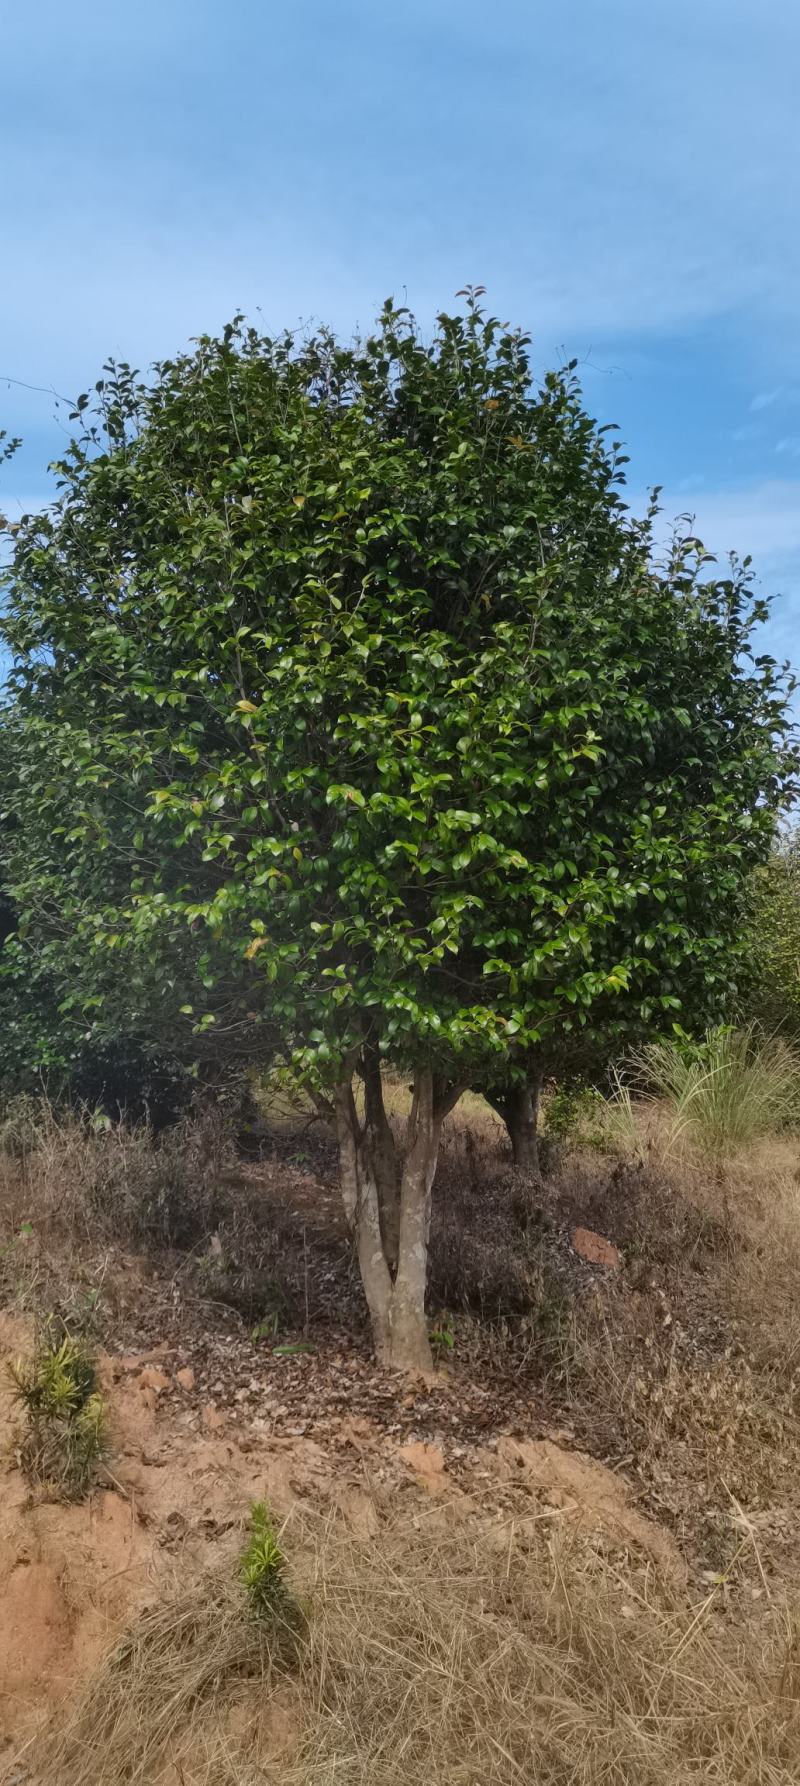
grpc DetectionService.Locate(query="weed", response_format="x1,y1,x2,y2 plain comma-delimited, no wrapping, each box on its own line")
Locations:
9,1323,105,1498
430,1311,456,1355
544,1082,607,1147
0,1218,33,1260
240,1501,287,1615
250,1310,281,1344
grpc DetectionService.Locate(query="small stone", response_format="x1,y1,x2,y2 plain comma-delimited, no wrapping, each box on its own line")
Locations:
571,1227,621,1269
113,1346,172,1376
175,1367,195,1392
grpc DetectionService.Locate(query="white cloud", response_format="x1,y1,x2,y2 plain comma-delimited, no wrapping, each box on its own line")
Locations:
751,389,785,412
666,481,800,564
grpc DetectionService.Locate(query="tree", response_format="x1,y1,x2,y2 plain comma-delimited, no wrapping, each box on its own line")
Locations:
1,298,796,1369
745,828,800,1039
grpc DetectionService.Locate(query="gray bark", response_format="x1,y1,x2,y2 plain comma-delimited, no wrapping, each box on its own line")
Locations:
333,1063,461,1372
333,1081,392,1360
362,1042,401,1270
388,1068,441,1372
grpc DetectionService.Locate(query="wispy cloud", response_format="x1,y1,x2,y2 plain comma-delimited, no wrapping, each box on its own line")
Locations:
2,0,800,390
649,478,800,668
751,388,785,412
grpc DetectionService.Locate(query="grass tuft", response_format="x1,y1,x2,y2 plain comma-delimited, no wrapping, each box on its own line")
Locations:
629,1024,800,1157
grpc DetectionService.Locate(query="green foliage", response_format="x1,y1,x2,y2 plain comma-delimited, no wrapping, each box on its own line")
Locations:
430,1311,456,1354
239,1501,286,1615
9,1325,105,1497
630,1024,800,1157
0,297,795,1102
745,831,800,1040
543,1082,606,1146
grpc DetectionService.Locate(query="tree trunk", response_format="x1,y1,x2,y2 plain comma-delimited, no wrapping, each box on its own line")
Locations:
506,1074,542,1174
388,1069,441,1373
487,1072,543,1176
333,1082,392,1361
362,1042,401,1270
333,1061,460,1372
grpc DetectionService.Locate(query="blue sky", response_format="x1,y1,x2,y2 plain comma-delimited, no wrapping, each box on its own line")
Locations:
2,0,799,673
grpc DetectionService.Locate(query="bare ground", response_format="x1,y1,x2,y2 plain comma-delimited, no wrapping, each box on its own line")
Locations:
1,1105,799,1781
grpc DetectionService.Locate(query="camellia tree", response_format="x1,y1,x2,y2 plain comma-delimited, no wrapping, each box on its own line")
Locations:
1,296,796,1369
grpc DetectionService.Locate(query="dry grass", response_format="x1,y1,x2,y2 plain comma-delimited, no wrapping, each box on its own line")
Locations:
0,1096,232,1250
36,1567,302,1786
29,1511,800,1786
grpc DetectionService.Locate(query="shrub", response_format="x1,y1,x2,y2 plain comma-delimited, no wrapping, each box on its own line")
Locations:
630,1024,800,1157
9,1323,105,1497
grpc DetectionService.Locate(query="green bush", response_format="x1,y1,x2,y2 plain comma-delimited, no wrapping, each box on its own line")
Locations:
544,1083,606,1147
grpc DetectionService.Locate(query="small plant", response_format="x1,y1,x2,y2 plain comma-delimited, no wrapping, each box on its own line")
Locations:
544,1083,606,1148
239,1502,286,1615
430,1313,456,1355
9,1323,105,1498
250,1310,281,1344
0,1219,33,1260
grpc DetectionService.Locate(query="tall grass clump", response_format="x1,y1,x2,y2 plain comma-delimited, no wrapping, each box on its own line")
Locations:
631,1024,800,1157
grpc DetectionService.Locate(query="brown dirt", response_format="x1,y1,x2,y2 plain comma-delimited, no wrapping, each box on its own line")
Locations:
0,1306,691,1775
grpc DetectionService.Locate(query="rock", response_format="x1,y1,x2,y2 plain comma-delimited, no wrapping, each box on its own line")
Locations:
201,1403,225,1433
175,1367,195,1392
138,1367,170,1393
571,1227,621,1268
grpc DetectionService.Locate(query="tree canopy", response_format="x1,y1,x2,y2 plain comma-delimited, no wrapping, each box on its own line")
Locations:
1,295,796,1365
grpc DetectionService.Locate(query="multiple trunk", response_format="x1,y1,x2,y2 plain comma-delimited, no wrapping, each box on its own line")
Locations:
332,1056,460,1373
486,1070,543,1177
329,1055,543,1371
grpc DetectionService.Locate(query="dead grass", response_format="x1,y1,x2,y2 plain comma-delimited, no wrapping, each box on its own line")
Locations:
30,1511,800,1786
36,1567,302,1786
0,1098,232,1251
